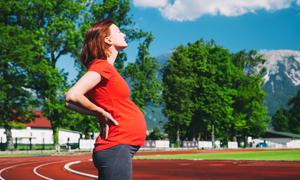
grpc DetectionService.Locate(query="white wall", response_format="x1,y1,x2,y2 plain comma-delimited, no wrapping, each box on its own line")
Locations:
79,139,94,150
0,127,53,144
0,128,6,143
0,127,81,145
198,141,213,149
253,138,300,148
286,140,300,148
182,141,198,148
143,140,170,148
228,141,238,149
59,129,81,144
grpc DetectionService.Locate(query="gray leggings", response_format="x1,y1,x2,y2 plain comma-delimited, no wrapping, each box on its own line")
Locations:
92,144,141,180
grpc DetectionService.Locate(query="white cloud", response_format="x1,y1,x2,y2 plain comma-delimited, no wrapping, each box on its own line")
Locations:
134,0,296,21
133,0,168,8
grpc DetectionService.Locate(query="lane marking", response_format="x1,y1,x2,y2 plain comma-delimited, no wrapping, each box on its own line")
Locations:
33,160,69,180
0,162,36,180
0,160,30,167
64,160,98,179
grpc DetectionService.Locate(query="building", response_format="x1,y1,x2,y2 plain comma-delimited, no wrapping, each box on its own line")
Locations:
0,110,81,146
253,130,300,148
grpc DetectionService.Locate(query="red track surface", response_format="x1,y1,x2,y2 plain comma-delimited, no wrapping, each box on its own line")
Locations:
0,149,300,180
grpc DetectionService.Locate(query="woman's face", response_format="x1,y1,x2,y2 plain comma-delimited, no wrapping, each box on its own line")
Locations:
106,24,127,50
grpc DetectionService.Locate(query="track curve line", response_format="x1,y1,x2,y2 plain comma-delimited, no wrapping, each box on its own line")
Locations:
0,162,36,180
64,160,97,179
33,160,69,180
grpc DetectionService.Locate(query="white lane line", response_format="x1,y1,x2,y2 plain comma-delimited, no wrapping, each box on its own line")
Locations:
64,160,98,179
33,160,69,180
0,162,36,180
0,161,28,167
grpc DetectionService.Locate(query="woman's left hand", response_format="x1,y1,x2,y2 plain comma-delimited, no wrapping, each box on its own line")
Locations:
99,119,109,139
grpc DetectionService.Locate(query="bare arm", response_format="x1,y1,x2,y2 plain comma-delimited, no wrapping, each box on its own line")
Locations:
65,71,118,125
65,71,104,114
65,101,99,116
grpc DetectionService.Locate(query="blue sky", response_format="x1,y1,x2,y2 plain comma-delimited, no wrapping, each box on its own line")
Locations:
57,0,300,83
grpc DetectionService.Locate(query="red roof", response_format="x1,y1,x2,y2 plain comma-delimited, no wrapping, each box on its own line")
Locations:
25,110,52,129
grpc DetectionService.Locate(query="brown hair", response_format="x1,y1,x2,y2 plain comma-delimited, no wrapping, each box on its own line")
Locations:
80,19,114,67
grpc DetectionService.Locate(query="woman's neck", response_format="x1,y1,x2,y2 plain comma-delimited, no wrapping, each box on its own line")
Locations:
107,47,118,65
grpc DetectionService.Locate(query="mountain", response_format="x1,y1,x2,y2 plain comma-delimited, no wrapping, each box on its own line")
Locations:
258,50,300,115
143,53,172,131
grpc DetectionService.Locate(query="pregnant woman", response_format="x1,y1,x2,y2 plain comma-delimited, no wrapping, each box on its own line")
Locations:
65,19,147,180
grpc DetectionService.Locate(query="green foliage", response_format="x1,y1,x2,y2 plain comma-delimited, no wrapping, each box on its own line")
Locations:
288,90,300,133
230,50,270,143
0,25,41,127
0,23,44,149
124,33,162,111
147,127,165,140
272,108,290,132
162,39,270,143
1,0,148,147
162,44,196,142
273,90,300,134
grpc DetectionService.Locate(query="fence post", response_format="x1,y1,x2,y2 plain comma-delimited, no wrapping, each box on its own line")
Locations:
0,137,2,151
42,137,45,150
67,137,70,150
14,137,18,150
29,137,32,150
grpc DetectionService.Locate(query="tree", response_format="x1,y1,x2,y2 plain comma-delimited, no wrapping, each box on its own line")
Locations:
124,33,162,111
162,39,270,148
231,50,270,146
0,0,87,148
192,41,235,146
272,89,300,134
147,127,164,140
287,90,300,133
1,0,150,148
162,44,196,144
0,24,42,150
272,108,289,132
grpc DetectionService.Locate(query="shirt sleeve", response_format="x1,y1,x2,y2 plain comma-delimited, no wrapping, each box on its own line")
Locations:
87,60,113,80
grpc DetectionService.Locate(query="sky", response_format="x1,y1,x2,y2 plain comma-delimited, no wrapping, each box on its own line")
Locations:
57,0,300,83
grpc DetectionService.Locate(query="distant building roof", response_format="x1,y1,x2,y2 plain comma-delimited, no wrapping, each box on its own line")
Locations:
261,130,300,138
25,110,52,129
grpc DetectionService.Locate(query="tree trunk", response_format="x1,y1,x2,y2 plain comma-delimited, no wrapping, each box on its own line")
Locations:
84,127,90,139
231,124,237,142
244,136,248,148
5,126,14,151
176,127,180,146
53,127,59,151
197,132,201,141
211,123,215,149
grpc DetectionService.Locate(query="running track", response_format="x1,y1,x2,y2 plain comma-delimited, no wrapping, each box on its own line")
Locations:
1,150,300,180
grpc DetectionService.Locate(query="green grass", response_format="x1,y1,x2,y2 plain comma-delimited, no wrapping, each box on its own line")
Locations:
14,144,55,150
134,150,300,161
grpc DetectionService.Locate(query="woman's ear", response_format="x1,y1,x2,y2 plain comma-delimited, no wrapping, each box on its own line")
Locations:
104,36,112,45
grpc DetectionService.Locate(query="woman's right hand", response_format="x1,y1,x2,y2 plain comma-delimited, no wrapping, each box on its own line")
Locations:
98,110,119,139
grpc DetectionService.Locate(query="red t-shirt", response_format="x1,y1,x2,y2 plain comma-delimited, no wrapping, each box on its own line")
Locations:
86,59,147,152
